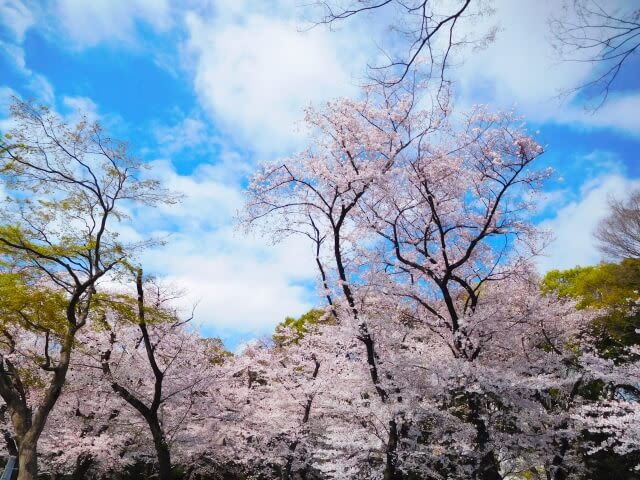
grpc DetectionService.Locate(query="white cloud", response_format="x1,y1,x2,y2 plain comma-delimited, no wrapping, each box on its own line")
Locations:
27,74,54,105
537,170,640,272
142,229,316,336
0,86,19,131
152,114,209,155
0,86,18,107
183,9,367,155
455,0,638,134
55,0,171,48
0,35,54,105
131,159,318,336
0,0,34,41
557,93,640,137
62,95,98,123
458,0,589,108
0,40,26,69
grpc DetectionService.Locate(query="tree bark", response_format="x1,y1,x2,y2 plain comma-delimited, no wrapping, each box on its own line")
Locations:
285,356,320,479
71,453,94,480
16,437,37,480
547,435,570,480
149,414,172,480
0,329,75,480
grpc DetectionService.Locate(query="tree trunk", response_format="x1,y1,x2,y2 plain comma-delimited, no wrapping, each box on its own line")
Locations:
149,415,172,480
2,429,17,457
468,394,502,480
16,438,38,480
71,453,94,480
383,419,400,480
548,437,569,480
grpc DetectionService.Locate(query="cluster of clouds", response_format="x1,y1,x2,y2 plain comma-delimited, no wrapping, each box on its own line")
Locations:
0,0,638,340
134,159,318,340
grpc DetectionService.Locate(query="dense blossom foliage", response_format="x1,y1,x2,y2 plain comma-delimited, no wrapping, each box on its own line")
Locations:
0,92,638,480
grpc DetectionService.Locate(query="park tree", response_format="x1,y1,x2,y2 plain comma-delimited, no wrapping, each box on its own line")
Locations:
272,308,335,347
220,276,604,479
542,259,640,358
214,337,326,478
594,187,640,260
68,271,223,480
244,82,446,478
0,101,170,480
241,78,637,479
243,81,565,479
11,276,230,480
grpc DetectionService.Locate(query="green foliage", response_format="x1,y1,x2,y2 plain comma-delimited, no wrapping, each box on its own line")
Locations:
542,259,640,310
201,337,233,365
0,272,68,334
272,308,335,347
16,366,47,389
0,222,100,267
542,259,640,358
92,285,180,328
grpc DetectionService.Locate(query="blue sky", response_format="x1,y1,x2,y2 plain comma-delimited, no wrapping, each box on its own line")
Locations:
0,0,639,349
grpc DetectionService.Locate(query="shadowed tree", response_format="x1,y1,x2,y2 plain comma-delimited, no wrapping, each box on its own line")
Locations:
595,188,640,260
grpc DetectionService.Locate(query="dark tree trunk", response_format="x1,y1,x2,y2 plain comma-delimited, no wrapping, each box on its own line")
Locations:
548,437,570,480
2,430,17,457
469,394,502,480
331,203,400,480
2,332,75,480
284,356,320,479
0,405,18,457
71,453,94,480
383,419,400,480
149,414,172,480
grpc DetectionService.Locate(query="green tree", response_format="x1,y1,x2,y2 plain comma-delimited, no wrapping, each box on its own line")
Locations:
0,101,172,480
542,259,640,358
272,309,334,347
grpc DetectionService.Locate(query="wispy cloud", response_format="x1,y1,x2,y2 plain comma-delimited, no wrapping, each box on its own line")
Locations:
54,0,172,48
0,0,34,41
455,0,638,134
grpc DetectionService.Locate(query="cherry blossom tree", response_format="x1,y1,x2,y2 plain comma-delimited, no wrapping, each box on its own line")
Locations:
240,78,640,479
244,81,552,478
215,276,611,479
64,272,223,480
